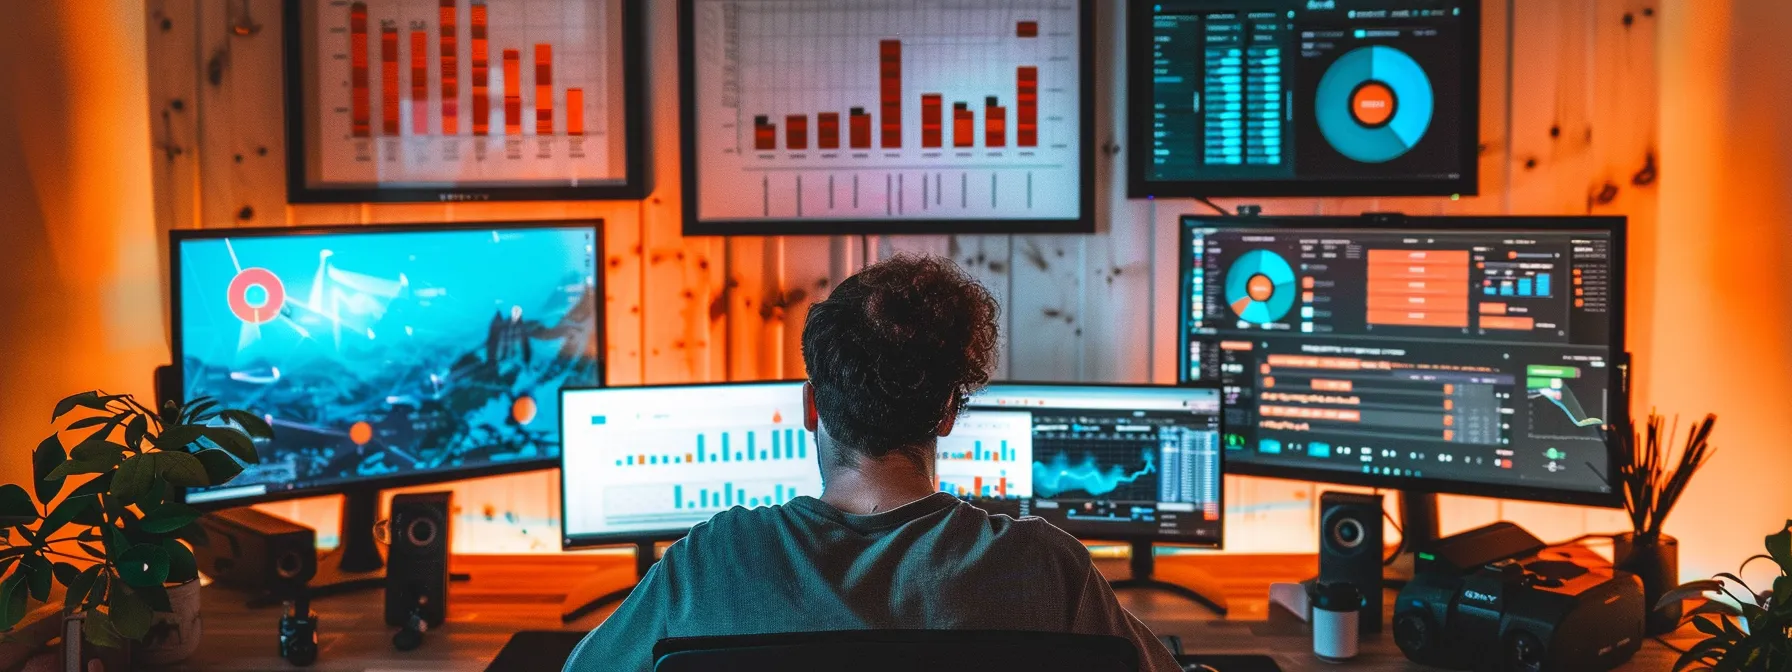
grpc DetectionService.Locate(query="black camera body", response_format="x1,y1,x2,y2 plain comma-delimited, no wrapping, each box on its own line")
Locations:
1393,524,1645,672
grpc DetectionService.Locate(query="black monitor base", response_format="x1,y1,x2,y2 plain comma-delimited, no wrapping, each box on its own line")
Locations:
1382,491,1440,589
559,541,657,623
1109,540,1229,616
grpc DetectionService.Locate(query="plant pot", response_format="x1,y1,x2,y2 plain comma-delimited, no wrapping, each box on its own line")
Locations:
1614,532,1680,636
131,578,203,667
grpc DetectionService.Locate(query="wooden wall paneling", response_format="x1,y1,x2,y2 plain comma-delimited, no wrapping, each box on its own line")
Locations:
195,0,288,229
951,236,1015,381
1006,235,1086,382
723,236,769,380
1082,0,1152,385
146,0,201,350
1446,0,1514,216
779,236,835,379
1586,0,1660,536
1149,203,1178,385
1504,0,1597,216
1224,478,1318,553
878,236,951,259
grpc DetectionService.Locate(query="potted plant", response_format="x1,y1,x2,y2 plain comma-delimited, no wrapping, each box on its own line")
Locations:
1613,412,1717,635
0,390,269,666
1656,520,1792,671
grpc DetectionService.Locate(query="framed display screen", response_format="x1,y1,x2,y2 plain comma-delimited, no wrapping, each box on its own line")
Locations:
1127,0,1480,198
680,0,1095,235
283,0,647,203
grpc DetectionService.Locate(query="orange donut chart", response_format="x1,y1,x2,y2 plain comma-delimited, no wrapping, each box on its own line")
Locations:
227,267,286,325
1350,81,1397,127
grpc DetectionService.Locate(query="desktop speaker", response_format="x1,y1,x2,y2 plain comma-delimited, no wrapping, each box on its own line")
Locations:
385,491,452,628
1319,491,1384,635
194,507,317,598
153,364,179,412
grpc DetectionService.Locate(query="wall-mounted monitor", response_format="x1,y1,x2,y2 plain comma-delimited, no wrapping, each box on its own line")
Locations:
1178,215,1626,507
1129,0,1480,198
681,0,1095,235
173,221,604,506
284,0,648,202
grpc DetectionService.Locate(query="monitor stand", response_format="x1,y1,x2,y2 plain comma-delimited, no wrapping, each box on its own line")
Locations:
559,541,657,623
1108,540,1229,616
1382,491,1441,587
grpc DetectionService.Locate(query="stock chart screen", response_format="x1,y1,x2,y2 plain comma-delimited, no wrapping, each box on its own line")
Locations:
1179,218,1622,501
960,385,1225,544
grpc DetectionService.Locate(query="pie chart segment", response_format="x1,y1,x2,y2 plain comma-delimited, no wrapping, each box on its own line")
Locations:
1315,45,1435,163
1225,250,1297,325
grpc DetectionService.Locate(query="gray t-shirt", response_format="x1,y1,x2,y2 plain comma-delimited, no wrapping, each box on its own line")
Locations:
564,492,1181,671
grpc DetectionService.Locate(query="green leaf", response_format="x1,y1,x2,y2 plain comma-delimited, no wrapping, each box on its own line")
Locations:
32,435,66,504
21,556,51,602
110,454,154,503
63,565,102,613
51,562,79,586
1768,521,1792,575
0,485,37,526
153,451,209,487
194,449,244,485
135,582,171,613
66,473,112,500
124,414,148,452
219,409,275,441
45,459,114,481
180,399,218,425
108,583,152,639
163,538,197,585
82,607,122,649
116,544,170,588
64,415,114,432
37,495,89,541
83,570,110,610
175,520,208,547
52,392,101,422
68,439,128,467
1659,580,1727,612
139,503,200,534
1775,576,1792,615
198,427,258,465
0,575,25,631
104,525,129,562
76,542,107,561
151,425,203,452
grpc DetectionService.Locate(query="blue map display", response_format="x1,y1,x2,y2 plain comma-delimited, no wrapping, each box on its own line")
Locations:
177,225,601,501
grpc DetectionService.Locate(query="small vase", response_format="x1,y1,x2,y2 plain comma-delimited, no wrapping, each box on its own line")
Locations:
60,613,131,671
131,578,203,666
1614,532,1680,636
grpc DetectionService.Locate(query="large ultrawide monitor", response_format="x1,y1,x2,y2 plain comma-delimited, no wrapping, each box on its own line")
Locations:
560,382,822,547
1128,0,1480,198
173,222,604,506
1178,215,1626,506
957,384,1226,545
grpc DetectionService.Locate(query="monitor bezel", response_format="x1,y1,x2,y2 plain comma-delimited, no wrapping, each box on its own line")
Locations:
1126,0,1483,199
972,381,1228,549
1175,214,1627,509
559,380,811,549
678,0,1099,236
170,219,606,511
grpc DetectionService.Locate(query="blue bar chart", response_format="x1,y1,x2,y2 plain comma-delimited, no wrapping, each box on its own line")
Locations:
935,409,1035,499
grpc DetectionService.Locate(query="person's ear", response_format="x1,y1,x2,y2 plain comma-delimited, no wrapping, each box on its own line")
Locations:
803,382,819,432
936,395,959,437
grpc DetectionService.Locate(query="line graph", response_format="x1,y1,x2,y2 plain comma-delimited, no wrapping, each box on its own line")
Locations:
688,0,1086,226
1033,448,1157,500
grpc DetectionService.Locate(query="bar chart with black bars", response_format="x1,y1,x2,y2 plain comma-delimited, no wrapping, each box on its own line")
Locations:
691,0,1085,225
935,410,1035,500
307,0,628,188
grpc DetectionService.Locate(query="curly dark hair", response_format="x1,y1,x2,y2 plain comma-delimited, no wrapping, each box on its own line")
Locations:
802,254,1000,466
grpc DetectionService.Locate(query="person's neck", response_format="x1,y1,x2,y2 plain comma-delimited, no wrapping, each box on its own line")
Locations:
819,452,938,515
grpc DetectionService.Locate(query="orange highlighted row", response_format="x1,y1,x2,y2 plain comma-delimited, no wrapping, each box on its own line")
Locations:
1365,310,1470,328
1366,294,1471,312
1480,302,1507,315
1261,406,1361,422
1480,315,1536,330
1221,340,1254,351
1261,392,1362,406
1312,378,1353,392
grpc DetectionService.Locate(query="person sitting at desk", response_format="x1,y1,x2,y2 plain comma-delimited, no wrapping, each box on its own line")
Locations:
564,255,1181,672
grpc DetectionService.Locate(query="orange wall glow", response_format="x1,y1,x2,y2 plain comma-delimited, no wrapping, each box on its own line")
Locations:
1651,0,1792,583
0,4,163,487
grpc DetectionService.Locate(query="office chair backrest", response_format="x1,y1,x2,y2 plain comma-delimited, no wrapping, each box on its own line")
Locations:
653,629,1138,672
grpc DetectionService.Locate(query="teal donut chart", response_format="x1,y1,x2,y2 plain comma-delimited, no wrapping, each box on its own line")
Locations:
1225,250,1297,324
1314,46,1435,164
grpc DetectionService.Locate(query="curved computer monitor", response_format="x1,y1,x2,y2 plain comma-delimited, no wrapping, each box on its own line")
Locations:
1178,215,1625,507
1127,0,1481,198
172,221,604,508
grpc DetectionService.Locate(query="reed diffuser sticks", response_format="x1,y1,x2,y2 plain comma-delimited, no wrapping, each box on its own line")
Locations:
1617,413,1717,539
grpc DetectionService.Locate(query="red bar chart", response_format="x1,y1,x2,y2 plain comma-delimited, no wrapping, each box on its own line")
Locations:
308,0,630,189
689,0,1086,226
935,410,1035,499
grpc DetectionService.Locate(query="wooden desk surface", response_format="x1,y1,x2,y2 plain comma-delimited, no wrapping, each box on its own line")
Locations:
173,553,1693,671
